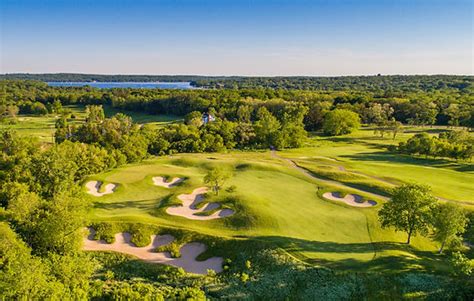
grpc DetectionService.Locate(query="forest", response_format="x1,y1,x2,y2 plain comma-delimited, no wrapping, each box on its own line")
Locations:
1,73,472,92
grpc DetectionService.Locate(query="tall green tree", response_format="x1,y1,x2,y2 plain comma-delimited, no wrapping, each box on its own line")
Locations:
253,107,281,148
204,167,230,195
379,184,437,244
0,222,54,299
322,109,361,136
432,203,468,254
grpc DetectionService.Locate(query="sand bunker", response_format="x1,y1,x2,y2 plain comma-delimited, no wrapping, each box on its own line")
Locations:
86,181,116,197
152,176,184,188
323,192,377,207
166,187,234,220
83,228,223,274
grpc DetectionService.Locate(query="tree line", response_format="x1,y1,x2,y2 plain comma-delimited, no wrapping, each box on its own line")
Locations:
2,80,474,132
1,74,472,93
396,130,474,161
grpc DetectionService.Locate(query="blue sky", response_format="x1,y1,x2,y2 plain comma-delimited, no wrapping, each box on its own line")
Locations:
1,0,472,75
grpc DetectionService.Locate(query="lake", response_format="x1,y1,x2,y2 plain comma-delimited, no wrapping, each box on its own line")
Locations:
47,81,195,89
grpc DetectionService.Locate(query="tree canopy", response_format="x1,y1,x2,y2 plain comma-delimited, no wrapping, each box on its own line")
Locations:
379,184,437,244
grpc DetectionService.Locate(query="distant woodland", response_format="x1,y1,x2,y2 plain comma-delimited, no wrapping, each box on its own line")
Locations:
1,73,472,92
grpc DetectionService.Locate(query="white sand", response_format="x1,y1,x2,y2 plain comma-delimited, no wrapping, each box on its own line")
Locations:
152,176,184,188
86,181,116,197
322,192,377,207
166,187,235,220
83,228,223,274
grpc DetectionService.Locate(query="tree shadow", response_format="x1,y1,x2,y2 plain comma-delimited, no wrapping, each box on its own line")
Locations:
247,235,448,273
341,151,473,172
403,128,449,134
93,199,160,212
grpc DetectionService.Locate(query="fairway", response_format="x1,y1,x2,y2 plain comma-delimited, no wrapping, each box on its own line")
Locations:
280,127,474,204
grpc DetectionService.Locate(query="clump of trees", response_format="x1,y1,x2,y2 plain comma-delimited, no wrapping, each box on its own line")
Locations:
57,104,308,160
0,131,98,298
397,131,474,161
379,184,469,254
56,105,151,164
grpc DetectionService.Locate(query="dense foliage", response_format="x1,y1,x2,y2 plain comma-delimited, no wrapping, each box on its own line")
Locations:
397,130,474,160
379,184,439,244
322,109,361,135
2,79,474,133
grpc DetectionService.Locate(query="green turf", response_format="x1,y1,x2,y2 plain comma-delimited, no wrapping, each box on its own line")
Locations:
86,151,445,271
280,127,474,204
103,105,183,128
0,105,86,142
5,111,470,274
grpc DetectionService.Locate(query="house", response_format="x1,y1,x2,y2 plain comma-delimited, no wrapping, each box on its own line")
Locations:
202,112,216,125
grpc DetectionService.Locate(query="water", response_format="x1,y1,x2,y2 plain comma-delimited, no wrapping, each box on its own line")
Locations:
47,81,195,89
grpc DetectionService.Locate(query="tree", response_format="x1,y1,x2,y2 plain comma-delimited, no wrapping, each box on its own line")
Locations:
322,109,361,136
379,184,437,244
253,107,281,148
388,119,403,139
450,251,473,276
27,190,87,255
304,100,332,131
277,105,308,148
432,203,468,253
2,182,41,225
445,104,462,127
204,167,230,195
237,105,253,123
85,105,105,123
0,222,54,299
363,103,393,125
184,111,203,127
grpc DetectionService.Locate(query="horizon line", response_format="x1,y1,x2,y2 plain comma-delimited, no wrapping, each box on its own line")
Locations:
2,72,473,78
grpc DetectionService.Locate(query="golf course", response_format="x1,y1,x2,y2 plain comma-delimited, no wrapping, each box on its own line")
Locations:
80,125,472,273
2,76,473,299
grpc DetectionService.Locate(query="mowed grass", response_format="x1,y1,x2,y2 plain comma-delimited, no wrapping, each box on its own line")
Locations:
0,105,183,142
280,127,474,204
86,152,441,270
0,105,86,142
103,105,183,128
